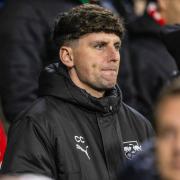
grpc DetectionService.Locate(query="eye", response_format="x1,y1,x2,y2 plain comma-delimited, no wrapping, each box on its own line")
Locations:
94,42,106,50
158,128,176,141
114,43,121,51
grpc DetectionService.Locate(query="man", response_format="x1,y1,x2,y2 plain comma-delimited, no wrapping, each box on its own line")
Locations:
155,76,180,180
1,4,153,180
127,0,178,124
0,0,134,124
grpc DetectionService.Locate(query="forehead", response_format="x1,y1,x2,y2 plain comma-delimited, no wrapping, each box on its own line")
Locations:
78,32,121,43
156,95,180,128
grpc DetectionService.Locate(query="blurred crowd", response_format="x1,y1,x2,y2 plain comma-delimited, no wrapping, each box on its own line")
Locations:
0,0,180,179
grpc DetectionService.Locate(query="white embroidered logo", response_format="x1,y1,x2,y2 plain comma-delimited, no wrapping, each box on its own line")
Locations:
74,136,90,160
123,141,142,160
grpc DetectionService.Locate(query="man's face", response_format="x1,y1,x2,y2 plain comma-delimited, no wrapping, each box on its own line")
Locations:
156,95,180,180
66,32,121,97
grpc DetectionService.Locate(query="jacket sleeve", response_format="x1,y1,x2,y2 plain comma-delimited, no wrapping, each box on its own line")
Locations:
0,2,50,122
1,116,57,179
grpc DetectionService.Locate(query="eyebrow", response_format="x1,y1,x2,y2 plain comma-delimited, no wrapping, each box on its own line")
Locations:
89,40,121,45
89,40,107,44
114,41,121,46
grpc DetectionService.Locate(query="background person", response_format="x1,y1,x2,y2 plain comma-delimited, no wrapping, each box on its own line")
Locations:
127,0,178,125
120,75,180,180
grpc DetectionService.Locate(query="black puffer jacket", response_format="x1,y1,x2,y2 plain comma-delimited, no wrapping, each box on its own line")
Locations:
0,0,81,122
128,14,178,124
1,63,154,180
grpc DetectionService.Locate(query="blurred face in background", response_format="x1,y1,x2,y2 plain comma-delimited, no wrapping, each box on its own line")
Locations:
156,95,180,180
159,0,180,24
133,0,147,16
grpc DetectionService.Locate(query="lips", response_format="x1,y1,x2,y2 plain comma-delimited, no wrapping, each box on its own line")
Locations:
101,67,118,72
101,69,117,76
100,67,118,82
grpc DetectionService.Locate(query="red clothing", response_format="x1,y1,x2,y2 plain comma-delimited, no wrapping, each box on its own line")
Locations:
147,2,166,26
0,120,7,165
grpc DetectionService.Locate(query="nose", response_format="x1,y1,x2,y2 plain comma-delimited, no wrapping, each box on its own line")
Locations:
107,46,120,62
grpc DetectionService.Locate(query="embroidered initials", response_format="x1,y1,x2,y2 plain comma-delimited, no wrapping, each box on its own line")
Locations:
74,136,90,160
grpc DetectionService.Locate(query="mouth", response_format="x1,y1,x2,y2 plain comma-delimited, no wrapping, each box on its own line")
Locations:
101,69,117,76
101,67,118,72
100,68,118,82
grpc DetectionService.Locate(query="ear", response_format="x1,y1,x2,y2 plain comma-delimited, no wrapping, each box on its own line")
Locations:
59,46,74,68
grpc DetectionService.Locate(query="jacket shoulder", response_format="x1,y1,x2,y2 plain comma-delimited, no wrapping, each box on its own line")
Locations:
15,97,58,125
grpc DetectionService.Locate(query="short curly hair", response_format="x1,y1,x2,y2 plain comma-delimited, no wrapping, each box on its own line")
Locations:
52,4,125,48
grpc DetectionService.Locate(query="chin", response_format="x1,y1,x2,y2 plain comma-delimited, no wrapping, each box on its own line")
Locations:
93,84,115,92
102,84,116,91
105,82,117,89
92,81,117,91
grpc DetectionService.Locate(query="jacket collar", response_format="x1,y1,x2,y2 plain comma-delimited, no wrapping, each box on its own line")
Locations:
39,63,122,114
